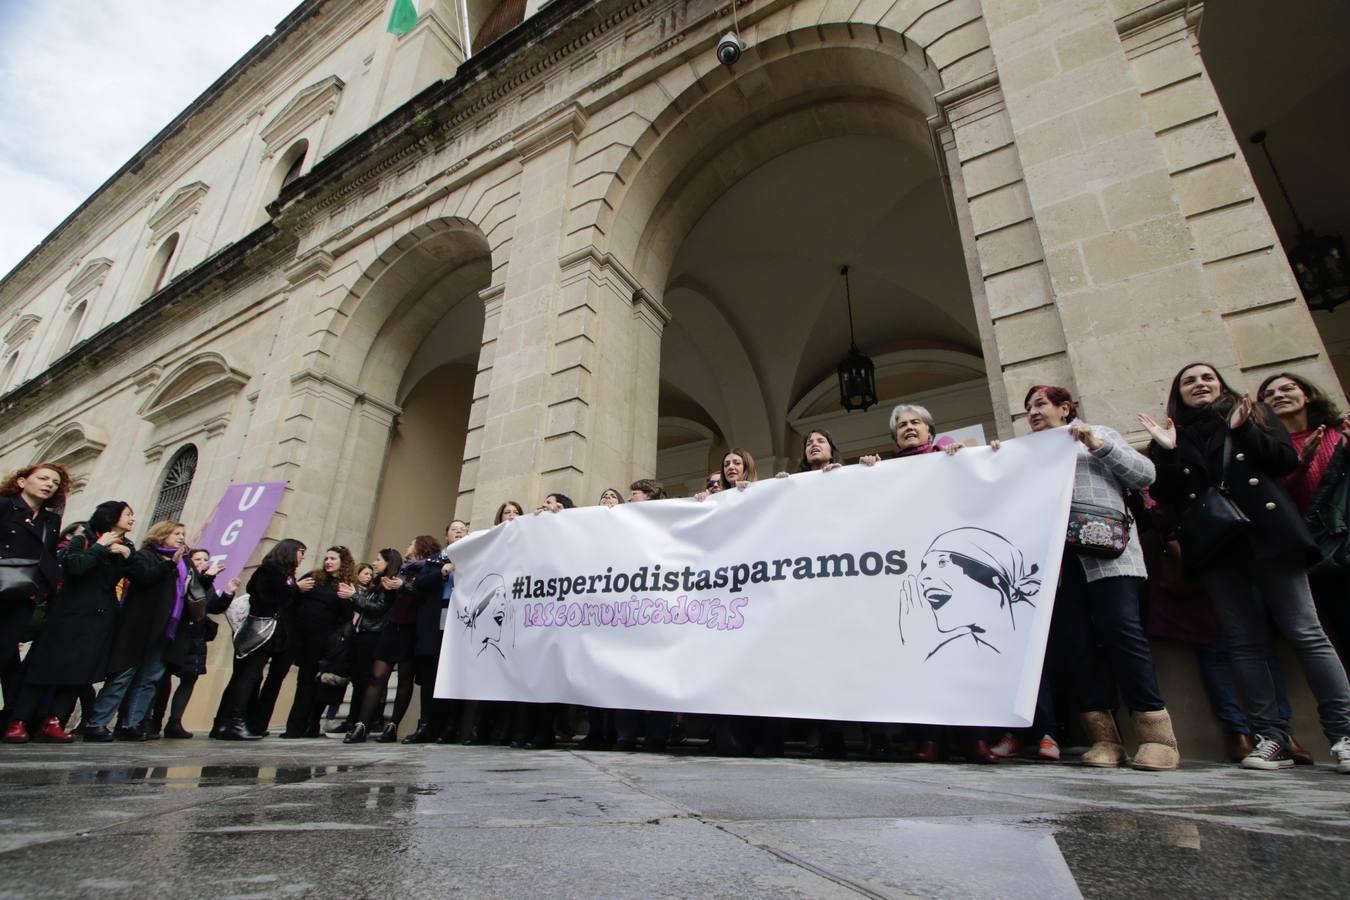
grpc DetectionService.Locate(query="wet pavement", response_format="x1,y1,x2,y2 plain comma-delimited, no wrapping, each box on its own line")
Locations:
0,740,1346,898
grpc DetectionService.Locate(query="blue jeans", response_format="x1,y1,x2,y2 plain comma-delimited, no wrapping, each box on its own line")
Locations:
1056,563,1165,713
1194,638,1292,735
1202,556,1350,742
90,637,169,729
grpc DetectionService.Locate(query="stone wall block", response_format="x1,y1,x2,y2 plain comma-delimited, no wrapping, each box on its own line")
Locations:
1129,37,1198,94
1076,90,1146,149
968,182,1034,235
1053,20,1120,73
546,397,590,438
939,46,998,89
927,18,992,70
1142,75,1216,134
1224,303,1326,371
1189,201,1276,265
1056,263,1206,341
1009,54,1133,129
984,261,1054,319
1012,111,1083,169
539,432,584,475
1204,250,1297,313
997,47,1060,93
1171,158,1253,218
976,219,1045,277
959,145,1024,197
953,108,1015,163
1043,244,1088,295
1100,169,1176,230
992,305,1068,364
1158,116,1232,174
1079,214,1192,283
1035,192,1106,249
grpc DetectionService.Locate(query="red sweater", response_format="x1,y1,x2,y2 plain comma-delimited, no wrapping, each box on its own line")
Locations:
1286,427,1343,513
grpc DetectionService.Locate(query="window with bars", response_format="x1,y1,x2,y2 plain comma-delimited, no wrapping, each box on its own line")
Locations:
150,444,198,524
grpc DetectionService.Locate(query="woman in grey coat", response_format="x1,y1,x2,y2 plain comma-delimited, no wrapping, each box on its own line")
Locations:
1026,384,1179,771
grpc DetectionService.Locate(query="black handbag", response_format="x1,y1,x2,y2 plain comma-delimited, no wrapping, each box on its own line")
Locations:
1066,502,1132,559
1179,433,1250,565
1306,442,1350,575
0,558,42,604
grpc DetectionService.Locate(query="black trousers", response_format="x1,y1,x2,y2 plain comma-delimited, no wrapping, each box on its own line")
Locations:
284,626,330,737
344,632,379,724
0,599,34,717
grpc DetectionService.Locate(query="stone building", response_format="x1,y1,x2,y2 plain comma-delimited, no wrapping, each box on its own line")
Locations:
2,0,1346,745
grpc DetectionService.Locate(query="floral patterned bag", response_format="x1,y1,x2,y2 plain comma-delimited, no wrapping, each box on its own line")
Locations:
1066,502,1132,558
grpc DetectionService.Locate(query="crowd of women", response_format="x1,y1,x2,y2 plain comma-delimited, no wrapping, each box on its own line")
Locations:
1,361,1348,775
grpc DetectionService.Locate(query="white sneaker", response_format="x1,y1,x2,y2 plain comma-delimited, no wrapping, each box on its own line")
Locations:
1332,736,1350,774
1242,735,1294,770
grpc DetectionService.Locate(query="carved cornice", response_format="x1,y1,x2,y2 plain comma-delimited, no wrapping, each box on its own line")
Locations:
147,182,210,244
32,420,109,468
513,103,588,161
64,258,114,301
139,351,250,427
260,75,345,158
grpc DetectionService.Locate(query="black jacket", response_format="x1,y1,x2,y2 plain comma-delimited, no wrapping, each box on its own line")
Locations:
24,533,129,686
291,577,351,636
0,495,62,597
413,559,449,657
163,568,232,675
1151,408,1317,568
352,585,393,634
107,548,181,674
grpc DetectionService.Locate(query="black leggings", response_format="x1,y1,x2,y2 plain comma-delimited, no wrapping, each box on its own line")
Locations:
151,671,199,728
0,599,34,715
357,659,414,728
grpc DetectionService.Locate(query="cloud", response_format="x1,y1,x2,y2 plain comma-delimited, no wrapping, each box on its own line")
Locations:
0,1,293,279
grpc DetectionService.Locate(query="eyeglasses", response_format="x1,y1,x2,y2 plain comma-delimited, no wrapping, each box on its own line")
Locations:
706,481,719,489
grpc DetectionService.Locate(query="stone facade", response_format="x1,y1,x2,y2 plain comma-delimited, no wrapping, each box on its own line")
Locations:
0,0,1340,745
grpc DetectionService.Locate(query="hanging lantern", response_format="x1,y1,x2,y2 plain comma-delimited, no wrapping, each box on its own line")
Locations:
835,265,877,412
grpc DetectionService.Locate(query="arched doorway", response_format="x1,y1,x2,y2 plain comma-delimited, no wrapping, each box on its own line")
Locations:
322,218,491,553
597,34,995,492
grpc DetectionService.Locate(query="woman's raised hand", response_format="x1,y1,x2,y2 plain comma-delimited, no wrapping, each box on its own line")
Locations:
337,582,356,599
108,542,131,558
1298,425,1327,468
1068,422,1104,451
693,490,710,502
822,462,842,472
227,577,242,594
1229,393,1255,429
297,575,316,592
381,575,402,591
1138,413,1176,450
735,480,751,491
859,454,881,467
941,442,963,456
774,471,790,479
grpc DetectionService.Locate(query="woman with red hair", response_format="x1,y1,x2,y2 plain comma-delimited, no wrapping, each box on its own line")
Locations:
0,462,69,734
1027,384,1179,771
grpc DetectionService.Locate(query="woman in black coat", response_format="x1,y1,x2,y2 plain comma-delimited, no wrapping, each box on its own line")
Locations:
84,520,190,741
1142,362,1350,774
404,521,467,744
5,500,133,743
0,462,68,735
336,549,401,735
149,548,238,739
213,539,308,740
282,545,356,738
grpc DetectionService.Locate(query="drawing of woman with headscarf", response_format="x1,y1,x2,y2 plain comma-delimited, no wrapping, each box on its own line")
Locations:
899,527,1041,660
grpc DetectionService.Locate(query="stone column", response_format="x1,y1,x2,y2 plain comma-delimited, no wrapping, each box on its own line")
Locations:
981,0,1337,431
467,104,668,523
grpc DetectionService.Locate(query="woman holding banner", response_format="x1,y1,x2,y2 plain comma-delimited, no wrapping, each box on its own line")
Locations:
214,538,307,741
1025,385,1178,771
282,546,357,738
462,503,522,745
1143,362,1350,774
6,500,131,744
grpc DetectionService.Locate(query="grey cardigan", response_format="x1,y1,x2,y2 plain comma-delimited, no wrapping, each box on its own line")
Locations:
1068,423,1155,582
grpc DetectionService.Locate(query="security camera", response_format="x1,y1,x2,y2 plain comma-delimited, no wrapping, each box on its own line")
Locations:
716,31,745,66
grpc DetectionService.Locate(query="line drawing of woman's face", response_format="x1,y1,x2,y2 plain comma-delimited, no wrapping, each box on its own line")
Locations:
919,550,1005,634
463,574,509,659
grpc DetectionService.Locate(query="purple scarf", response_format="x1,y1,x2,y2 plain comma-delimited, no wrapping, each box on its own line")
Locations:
893,434,955,458
158,547,189,640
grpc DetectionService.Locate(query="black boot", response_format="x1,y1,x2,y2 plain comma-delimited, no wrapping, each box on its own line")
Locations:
376,723,398,743
344,723,368,744
164,719,193,739
401,722,433,744
217,719,262,742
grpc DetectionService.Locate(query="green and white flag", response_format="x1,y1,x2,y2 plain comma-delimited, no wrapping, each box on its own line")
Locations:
387,0,418,35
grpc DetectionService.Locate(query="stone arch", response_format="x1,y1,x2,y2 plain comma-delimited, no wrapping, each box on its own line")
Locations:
324,216,492,404
32,420,109,467
139,351,249,426
585,21,969,291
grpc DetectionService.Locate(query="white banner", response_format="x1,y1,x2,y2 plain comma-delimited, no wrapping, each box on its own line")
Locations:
437,430,1077,726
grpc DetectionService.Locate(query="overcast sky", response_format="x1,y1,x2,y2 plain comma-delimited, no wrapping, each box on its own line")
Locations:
0,1,297,279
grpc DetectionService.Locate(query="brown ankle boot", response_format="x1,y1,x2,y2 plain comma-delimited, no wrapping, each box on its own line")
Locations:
1079,711,1125,767
1130,709,1180,771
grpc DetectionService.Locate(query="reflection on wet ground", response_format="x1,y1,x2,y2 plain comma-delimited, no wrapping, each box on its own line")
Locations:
0,742,1345,898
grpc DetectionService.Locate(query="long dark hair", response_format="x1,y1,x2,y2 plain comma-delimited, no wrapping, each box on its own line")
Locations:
722,448,757,485
1257,371,1342,430
797,429,844,472
377,547,403,576
263,538,307,576
1166,361,1269,430
494,501,523,525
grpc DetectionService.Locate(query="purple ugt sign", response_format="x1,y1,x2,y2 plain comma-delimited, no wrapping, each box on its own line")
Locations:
193,482,287,587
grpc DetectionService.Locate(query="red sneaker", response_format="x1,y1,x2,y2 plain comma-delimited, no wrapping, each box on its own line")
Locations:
990,732,1020,758
3,720,30,744
1037,734,1061,762
35,717,75,744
